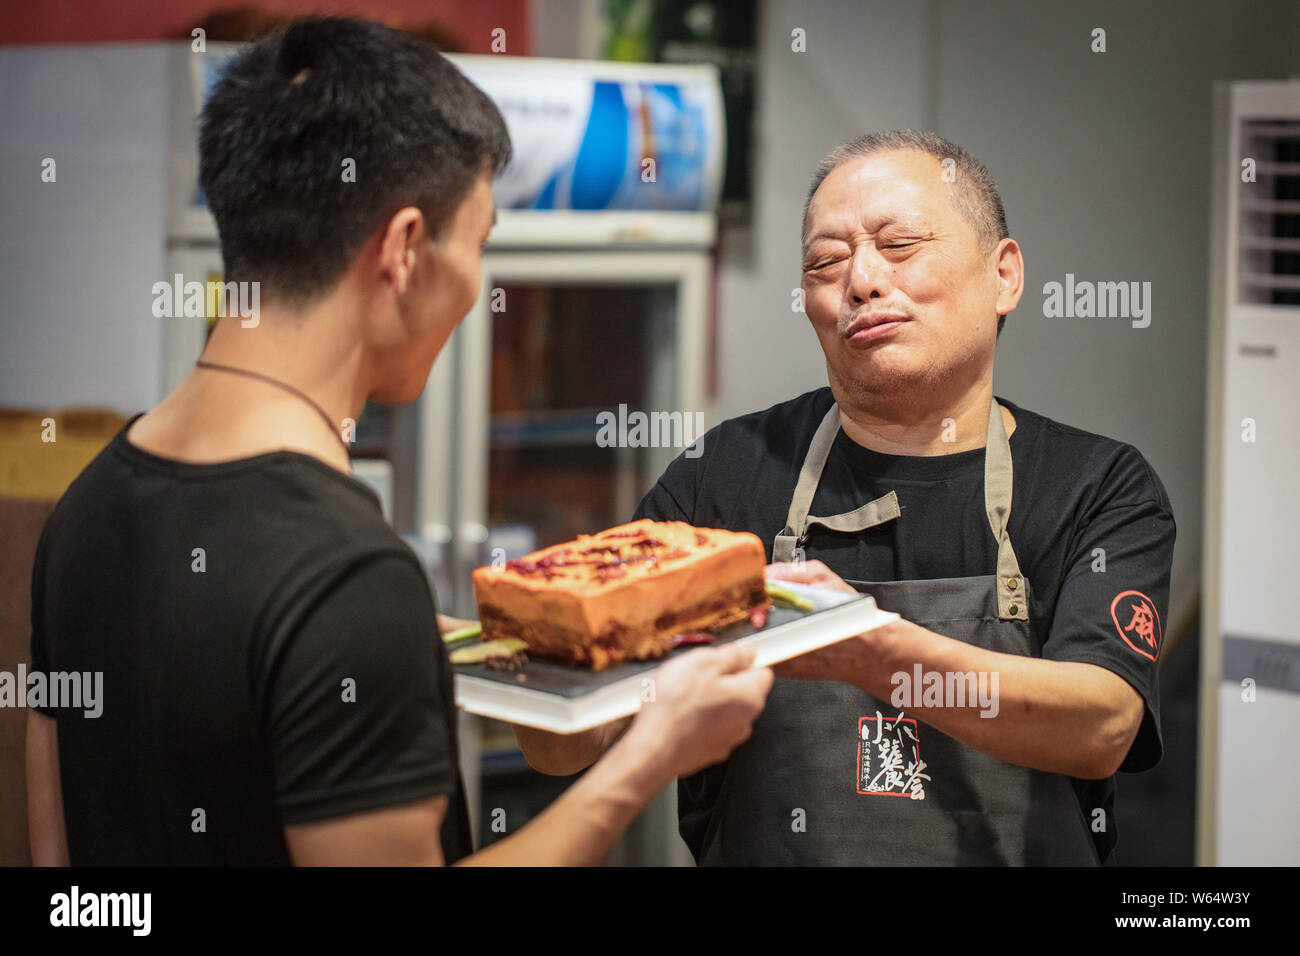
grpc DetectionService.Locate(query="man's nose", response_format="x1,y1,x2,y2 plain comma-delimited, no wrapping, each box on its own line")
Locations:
848,244,891,304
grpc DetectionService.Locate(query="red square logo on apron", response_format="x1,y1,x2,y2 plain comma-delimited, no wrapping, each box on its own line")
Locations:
858,712,930,799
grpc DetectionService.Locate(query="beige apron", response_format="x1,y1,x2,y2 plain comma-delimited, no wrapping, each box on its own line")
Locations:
687,396,1100,864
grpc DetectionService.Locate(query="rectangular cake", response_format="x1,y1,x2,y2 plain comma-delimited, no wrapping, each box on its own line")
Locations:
471,519,770,670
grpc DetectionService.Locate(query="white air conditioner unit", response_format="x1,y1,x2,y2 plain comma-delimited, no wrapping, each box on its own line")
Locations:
1200,80,1300,866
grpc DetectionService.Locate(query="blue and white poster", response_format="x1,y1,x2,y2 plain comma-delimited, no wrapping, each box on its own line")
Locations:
456,60,724,213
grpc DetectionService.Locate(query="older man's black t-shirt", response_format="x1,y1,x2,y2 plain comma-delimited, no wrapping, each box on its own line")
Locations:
634,388,1175,864
29,419,472,865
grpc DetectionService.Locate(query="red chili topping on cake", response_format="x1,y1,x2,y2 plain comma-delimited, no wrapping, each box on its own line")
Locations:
671,632,717,648
504,534,689,580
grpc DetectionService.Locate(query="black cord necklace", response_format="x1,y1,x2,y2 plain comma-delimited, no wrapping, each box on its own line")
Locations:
194,359,351,457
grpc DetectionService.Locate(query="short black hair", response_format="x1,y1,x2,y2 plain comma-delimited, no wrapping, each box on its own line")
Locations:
199,16,512,306
803,130,1010,338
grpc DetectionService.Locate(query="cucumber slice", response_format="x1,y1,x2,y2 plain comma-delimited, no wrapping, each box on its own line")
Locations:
765,581,814,612
442,622,483,644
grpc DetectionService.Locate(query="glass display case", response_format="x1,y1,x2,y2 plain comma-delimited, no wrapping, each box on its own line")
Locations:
421,244,710,866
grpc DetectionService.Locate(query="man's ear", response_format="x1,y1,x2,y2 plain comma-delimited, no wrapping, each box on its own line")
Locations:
377,207,428,297
993,237,1025,318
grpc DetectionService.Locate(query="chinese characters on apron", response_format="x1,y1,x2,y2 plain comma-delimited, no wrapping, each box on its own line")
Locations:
697,397,1099,864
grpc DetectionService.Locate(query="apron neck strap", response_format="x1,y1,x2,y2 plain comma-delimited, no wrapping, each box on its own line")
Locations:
774,394,1027,622
774,403,901,562
984,395,1027,620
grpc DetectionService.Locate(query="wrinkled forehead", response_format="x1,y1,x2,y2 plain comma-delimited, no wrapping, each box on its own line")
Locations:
804,150,949,242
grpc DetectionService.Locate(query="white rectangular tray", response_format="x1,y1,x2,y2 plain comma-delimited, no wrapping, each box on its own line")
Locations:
452,581,898,734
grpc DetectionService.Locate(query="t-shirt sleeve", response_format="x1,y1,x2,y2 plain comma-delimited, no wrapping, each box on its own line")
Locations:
633,427,718,523
634,477,692,523
1041,448,1176,773
263,552,460,825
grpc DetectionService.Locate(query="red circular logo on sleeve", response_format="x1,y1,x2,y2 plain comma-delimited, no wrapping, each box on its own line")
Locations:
1110,590,1161,662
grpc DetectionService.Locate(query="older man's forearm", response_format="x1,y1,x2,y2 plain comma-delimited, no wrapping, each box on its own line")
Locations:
852,621,1143,779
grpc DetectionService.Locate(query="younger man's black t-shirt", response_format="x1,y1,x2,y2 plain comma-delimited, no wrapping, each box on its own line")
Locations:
29,418,472,864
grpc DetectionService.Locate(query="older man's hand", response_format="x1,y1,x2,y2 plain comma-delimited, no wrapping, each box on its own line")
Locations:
765,559,901,683
765,558,858,594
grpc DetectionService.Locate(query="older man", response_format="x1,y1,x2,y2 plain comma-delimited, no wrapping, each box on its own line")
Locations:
516,130,1174,865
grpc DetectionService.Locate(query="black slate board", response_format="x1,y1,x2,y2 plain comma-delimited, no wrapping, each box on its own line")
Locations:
451,601,820,698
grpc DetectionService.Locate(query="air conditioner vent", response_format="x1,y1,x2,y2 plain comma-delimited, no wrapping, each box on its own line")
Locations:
1238,118,1300,306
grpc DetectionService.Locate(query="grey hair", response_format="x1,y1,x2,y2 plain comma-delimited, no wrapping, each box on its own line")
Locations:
801,129,1010,335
